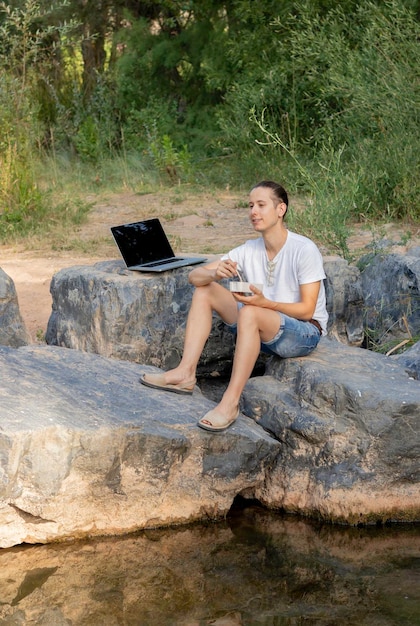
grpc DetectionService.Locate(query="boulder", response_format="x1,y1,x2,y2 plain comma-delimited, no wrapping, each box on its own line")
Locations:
1,253,419,548
359,251,420,349
243,337,420,524
0,337,419,548
0,268,30,347
323,256,364,346
45,261,236,376
393,340,420,379
0,344,278,549
46,257,364,373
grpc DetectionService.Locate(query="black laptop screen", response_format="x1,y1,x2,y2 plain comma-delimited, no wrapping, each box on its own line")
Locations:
111,219,175,267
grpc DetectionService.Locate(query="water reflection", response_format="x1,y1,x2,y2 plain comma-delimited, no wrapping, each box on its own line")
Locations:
0,501,419,625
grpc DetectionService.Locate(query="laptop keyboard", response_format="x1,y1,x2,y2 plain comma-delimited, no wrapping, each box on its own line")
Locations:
146,257,184,267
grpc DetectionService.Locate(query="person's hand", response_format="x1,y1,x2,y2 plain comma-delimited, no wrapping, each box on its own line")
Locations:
215,258,238,280
232,284,265,305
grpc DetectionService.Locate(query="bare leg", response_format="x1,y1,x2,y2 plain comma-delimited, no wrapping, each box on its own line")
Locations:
199,305,281,428
155,282,238,386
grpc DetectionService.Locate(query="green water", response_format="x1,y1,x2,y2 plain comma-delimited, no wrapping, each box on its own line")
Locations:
0,502,419,625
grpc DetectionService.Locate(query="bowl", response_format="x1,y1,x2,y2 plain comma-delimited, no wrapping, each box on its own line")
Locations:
229,281,263,296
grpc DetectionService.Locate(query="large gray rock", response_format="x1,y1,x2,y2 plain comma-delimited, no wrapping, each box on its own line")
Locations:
46,261,236,375
1,337,419,548
0,268,30,347
360,252,420,348
46,258,364,372
323,256,364,346
1,254,419,548
393,340,420,379
0,344,278,549
243,337,420,524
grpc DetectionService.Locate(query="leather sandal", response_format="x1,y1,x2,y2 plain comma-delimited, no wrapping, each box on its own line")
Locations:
140,373,196,395
197,408,239,432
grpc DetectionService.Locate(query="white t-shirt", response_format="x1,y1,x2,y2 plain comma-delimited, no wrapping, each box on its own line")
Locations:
222,231,328,333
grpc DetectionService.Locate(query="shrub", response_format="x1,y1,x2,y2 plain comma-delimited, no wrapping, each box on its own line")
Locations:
218,0,420,225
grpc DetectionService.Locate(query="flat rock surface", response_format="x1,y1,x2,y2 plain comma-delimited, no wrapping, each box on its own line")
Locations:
0,344,278,548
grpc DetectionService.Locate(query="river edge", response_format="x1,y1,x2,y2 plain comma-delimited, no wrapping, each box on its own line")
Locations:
1,502,419,625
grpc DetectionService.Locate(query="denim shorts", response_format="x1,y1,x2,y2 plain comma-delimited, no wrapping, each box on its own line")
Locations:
226,312,321,358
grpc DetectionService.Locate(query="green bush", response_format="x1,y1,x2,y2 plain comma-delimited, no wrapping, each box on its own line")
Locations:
0,0,65,236
1,0,418,251
218,0,420,225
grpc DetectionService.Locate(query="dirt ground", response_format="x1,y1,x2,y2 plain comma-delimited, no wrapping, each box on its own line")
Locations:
1,189,418,343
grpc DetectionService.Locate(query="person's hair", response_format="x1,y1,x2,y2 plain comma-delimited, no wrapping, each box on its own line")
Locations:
251,180,289,216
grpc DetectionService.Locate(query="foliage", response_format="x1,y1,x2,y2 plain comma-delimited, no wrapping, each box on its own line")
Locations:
0,0,419,248
0,0,76,236
251,108,352,257
51,71,122,160
218,0,419,244
0,142,44,231
146,132,193,183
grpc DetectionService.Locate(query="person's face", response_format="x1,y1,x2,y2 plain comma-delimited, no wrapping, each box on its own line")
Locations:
248,186,285,233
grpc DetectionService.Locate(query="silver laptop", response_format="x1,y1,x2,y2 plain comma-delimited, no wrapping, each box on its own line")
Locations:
111,218,206,272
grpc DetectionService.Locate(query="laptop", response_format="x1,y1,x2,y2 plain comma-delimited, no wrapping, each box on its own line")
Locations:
111,218,206,272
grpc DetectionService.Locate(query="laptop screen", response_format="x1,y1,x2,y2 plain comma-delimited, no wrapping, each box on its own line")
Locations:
111,219,175,267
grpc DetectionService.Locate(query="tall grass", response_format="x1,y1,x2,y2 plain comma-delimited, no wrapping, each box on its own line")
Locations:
219,0,420,248
0,1,64,241
0,70,48,240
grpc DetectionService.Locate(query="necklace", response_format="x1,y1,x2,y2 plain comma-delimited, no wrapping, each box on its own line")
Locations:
266,259,277,286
